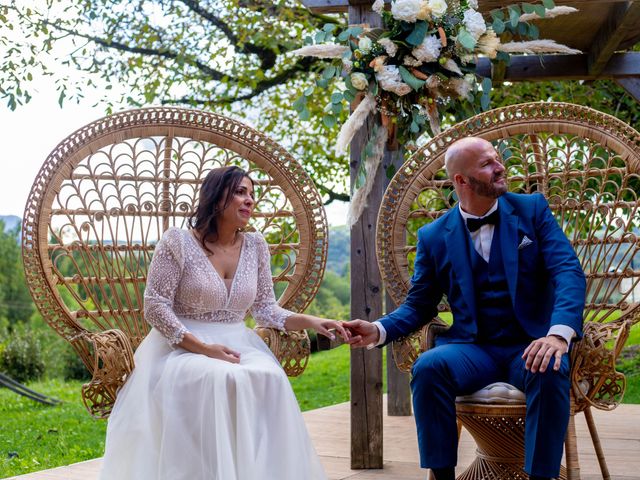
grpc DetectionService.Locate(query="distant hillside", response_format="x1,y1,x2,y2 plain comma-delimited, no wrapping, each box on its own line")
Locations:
0,215,21,232
327,225,349,276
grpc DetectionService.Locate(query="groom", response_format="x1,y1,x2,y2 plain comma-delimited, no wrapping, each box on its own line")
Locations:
345,137,586,480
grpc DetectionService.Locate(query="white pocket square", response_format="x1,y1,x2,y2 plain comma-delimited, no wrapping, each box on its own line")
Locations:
518,235,533,249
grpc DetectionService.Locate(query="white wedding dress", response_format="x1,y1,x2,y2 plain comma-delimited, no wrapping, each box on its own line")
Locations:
100,228,327,480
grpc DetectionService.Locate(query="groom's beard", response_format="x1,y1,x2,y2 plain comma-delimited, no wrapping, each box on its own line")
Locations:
468,174,507,198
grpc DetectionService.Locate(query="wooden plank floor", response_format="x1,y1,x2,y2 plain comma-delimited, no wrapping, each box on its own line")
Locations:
7,399,640,480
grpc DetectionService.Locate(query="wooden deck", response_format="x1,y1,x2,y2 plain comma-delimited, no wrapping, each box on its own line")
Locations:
7,399,640,480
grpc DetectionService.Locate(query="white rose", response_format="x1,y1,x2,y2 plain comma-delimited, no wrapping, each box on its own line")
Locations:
463,9,487,41
391,0,423,23
376,65,412,96
350,72,369,90
358,37,373,53
412,35,442,63
372,0,385,14
428,0,448,18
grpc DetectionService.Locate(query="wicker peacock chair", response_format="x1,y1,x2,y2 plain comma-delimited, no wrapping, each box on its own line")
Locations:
22,107,328,419
377,102,640,480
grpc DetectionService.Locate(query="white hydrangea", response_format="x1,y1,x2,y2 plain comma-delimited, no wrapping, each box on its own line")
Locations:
376,65,412,96
428,0,448,18
378,38,398,57
463,9,487,41
350,72,369,90
403,55,423,67
412,35,442,63
358,37,373,53
468,0,478,8
391,0,423,23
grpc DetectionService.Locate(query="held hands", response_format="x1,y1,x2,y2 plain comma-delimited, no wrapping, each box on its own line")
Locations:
309,318,351,342
522,335,568,373
342,319,380,348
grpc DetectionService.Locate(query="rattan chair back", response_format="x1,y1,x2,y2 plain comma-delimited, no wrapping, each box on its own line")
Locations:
377,102,640,410
22,107,328,417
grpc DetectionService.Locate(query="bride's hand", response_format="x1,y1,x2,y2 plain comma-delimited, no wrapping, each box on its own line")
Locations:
201,344,241,364
312,319,351,342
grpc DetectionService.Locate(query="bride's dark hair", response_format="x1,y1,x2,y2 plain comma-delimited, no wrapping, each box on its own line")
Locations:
189,166,254,254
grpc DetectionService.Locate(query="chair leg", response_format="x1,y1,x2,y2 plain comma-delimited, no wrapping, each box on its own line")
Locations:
564,412,581,480
583,406,611,480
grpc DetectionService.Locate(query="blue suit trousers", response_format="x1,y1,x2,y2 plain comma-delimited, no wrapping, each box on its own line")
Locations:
411,343,570,477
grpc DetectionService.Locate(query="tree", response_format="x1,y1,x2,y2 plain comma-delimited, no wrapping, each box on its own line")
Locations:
0,221,34,323
0,0,349,202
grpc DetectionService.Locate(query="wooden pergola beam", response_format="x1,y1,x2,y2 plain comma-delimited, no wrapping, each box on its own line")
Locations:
588,1,640,76
476,52,640,82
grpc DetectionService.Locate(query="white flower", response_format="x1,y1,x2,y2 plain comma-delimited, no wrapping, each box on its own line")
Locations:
376,65,412,96
351,72,369,90
468,0,478,8
412,35,442,63
463,9,487,41
378,38,398,57
428,0,448,18
403,55,423,67
372,0,385,14
442,58,462,75
343,58,353,73
391,0,423,23
358,37,373,53
371,55,388,72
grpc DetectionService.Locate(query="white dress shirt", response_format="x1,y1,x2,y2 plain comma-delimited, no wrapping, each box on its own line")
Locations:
370,201,575,348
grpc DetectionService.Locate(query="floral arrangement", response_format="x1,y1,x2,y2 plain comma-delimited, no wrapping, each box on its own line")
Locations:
293,0,580,224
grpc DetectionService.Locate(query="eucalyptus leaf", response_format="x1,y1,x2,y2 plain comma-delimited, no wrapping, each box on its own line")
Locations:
481,77,492,94
343,90,356,102
331,92,343,103
480,93,490,111
490,9,504,21
518,22,528,35
542,0,555,9
508,5,521,28
331,102,343,114
317,78,329,88
292,95,306,112
410,121,419,133
522,3,535,14
534,4,546,17
457,28,477,50
398,66,426,91
304,86,314,96
323,114,336,128
355,162,366,189
528,24,539,39
323,23,336,33
322,65,336,79
406,21,428,47
315,31,326,43
492,18,505,35
300,107,311,121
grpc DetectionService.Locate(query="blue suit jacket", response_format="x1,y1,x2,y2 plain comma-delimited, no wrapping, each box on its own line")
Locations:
380,192,586,345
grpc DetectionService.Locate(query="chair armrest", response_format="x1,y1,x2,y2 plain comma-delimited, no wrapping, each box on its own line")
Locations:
391,317,450,373
80,329,135,419
255,327,310,377
570,319,631,412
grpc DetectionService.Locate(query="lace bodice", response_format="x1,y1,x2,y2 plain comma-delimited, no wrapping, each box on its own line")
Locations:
144,228,294,344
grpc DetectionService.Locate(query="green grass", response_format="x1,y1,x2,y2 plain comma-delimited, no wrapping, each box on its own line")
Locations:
0,379,107,478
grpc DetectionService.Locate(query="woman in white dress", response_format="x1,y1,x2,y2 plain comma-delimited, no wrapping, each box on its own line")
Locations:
100,166,348,480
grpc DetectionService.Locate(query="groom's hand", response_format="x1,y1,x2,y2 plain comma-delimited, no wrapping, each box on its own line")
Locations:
343,320,380,348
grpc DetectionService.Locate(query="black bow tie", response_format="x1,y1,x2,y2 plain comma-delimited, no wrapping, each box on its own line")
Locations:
466,209,500,232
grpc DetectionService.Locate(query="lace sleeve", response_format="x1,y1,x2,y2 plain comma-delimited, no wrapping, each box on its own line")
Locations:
250,234,294,330
143,229,189,344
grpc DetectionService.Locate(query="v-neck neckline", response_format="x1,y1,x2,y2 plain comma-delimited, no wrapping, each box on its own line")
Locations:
188,229,246,301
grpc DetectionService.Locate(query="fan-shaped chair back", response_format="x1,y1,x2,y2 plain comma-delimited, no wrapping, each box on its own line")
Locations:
22,108,328,417
376,102,640,480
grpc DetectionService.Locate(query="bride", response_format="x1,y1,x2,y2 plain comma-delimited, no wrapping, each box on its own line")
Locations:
100,166,348,480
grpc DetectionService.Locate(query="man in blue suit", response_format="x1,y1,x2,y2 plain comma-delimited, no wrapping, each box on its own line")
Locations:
345,137,586,480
